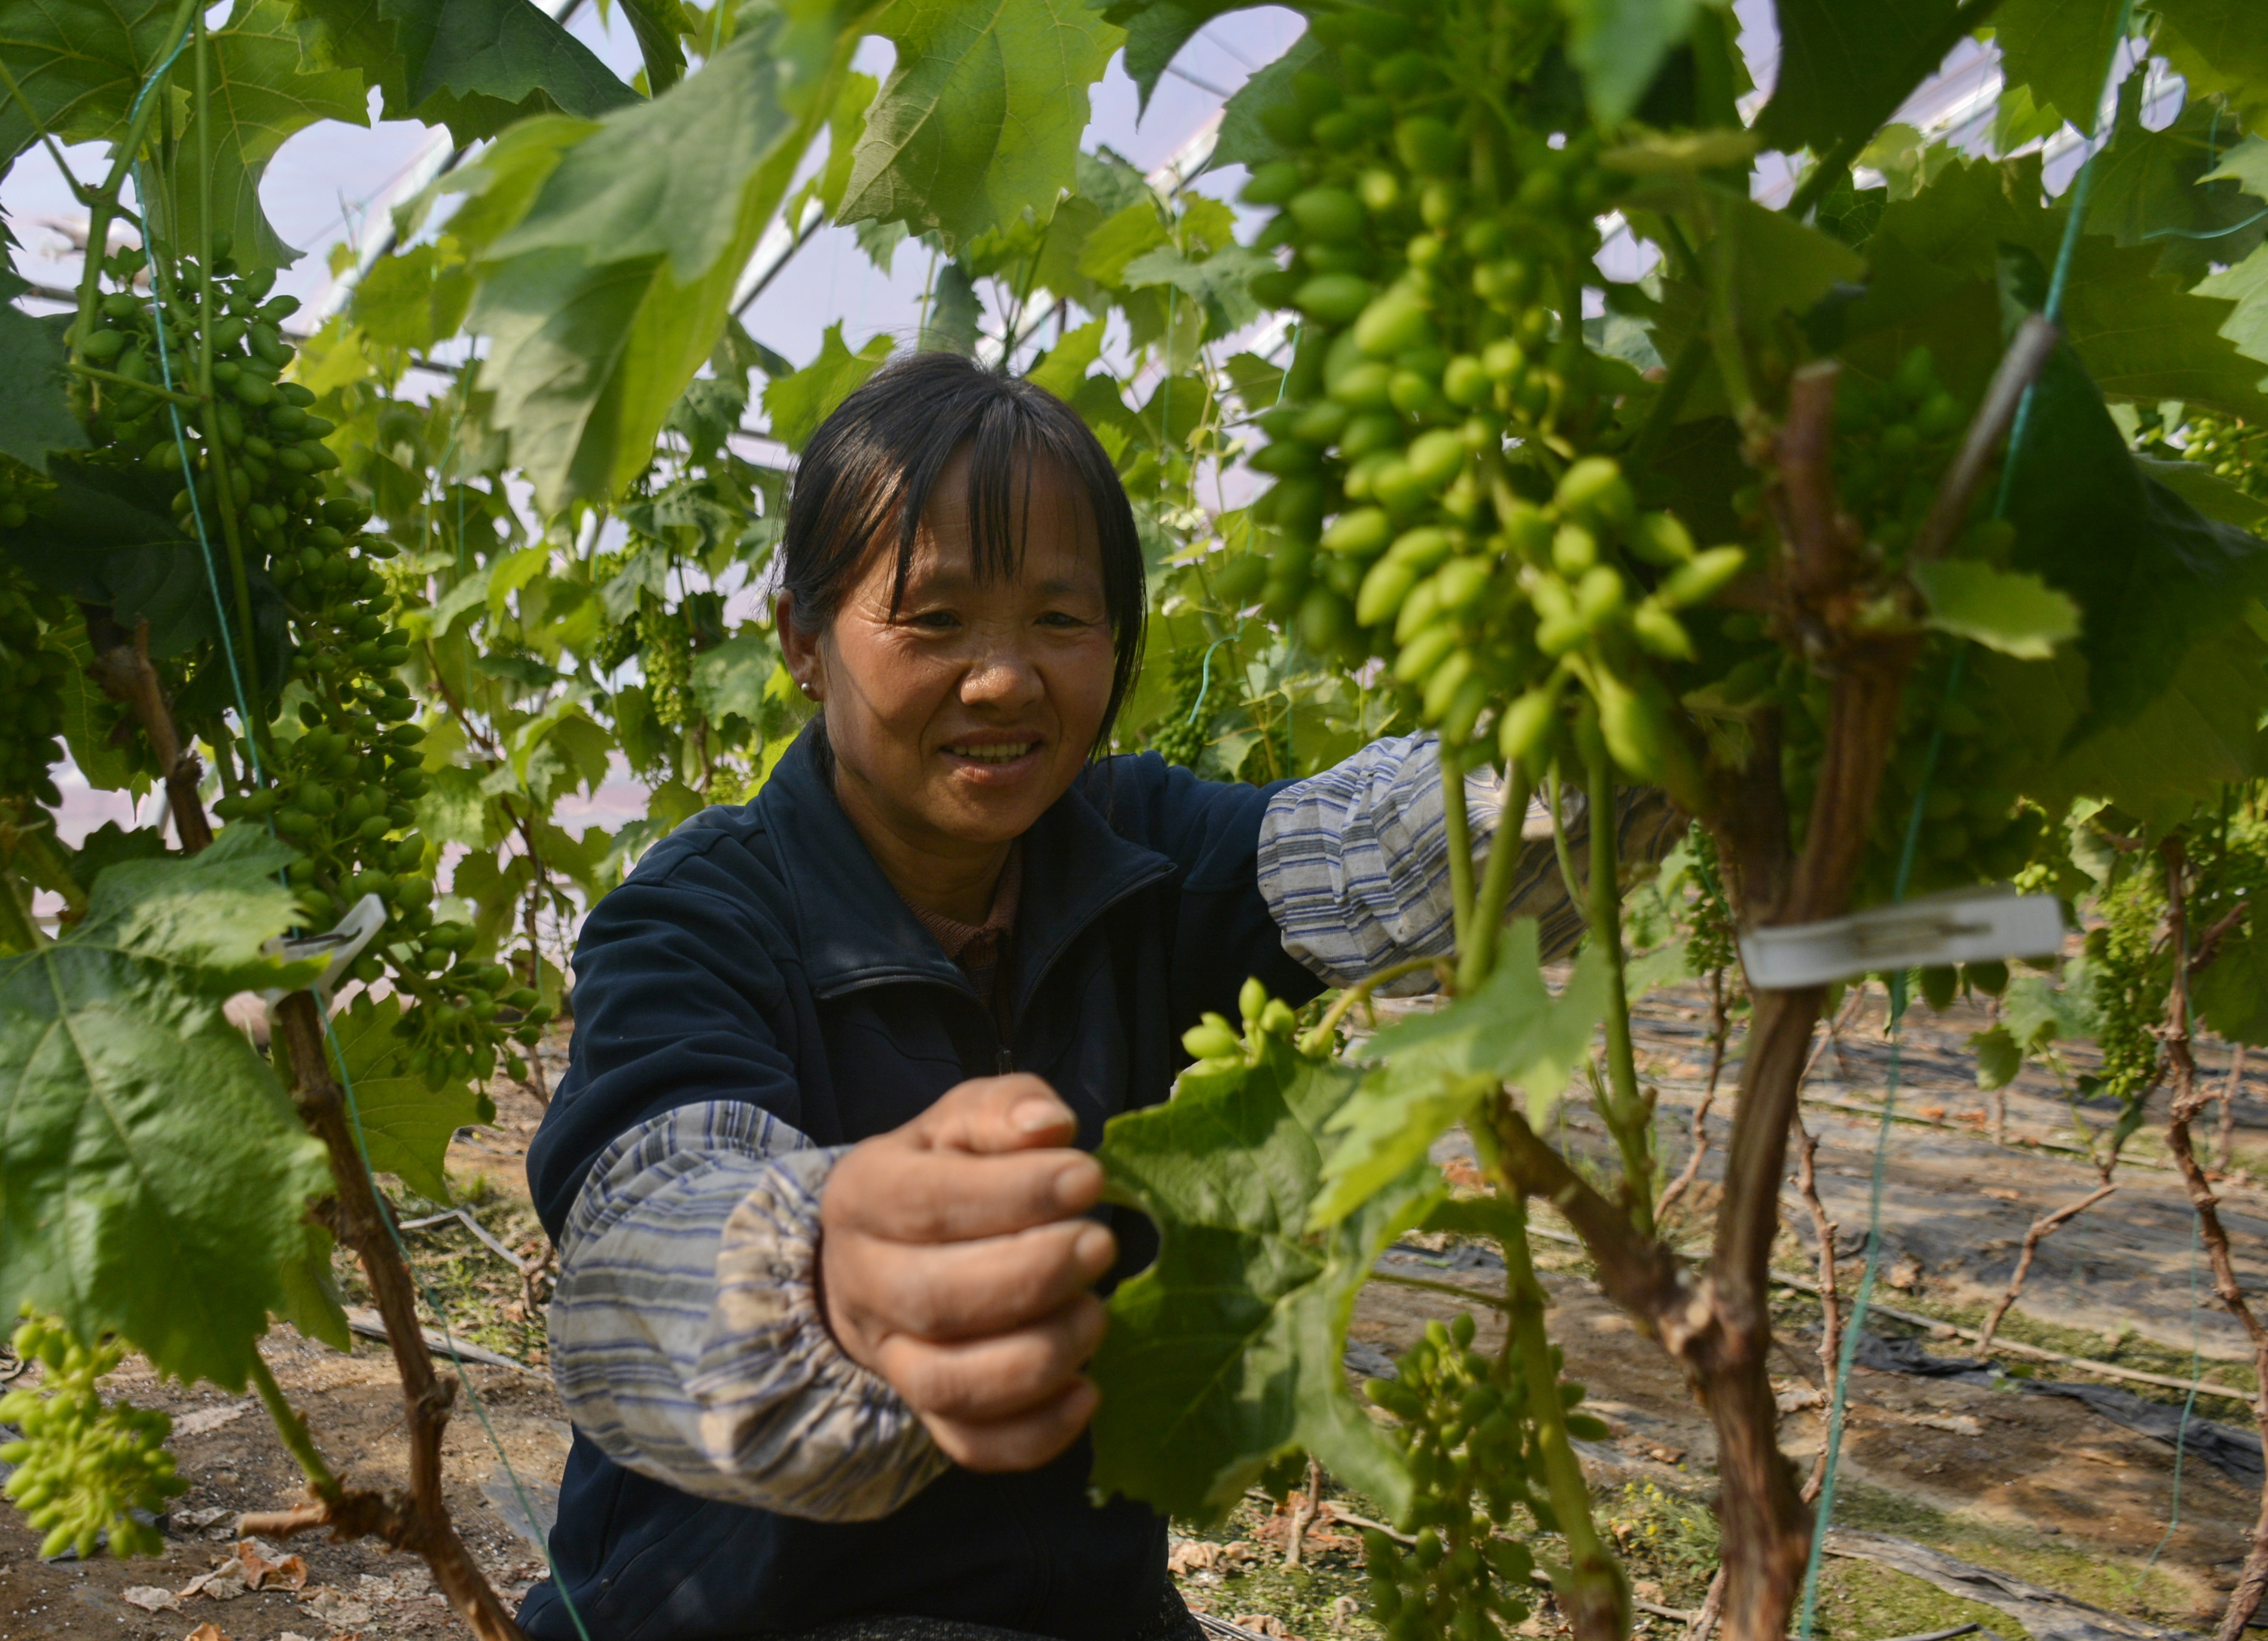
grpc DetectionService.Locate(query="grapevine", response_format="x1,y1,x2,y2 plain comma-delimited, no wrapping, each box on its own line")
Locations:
0,1310,185,1561
1361,1311,1573,1641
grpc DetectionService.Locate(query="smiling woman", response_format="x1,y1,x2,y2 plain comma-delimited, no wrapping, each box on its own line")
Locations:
516,351,1651,1641
776,354,1144,924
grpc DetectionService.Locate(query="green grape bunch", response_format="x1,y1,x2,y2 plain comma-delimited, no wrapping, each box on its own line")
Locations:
66,239,548,1091
1230,0,1743,789
1151,643,1220,770
1361,1311,1595,1641
0,1311,187,1561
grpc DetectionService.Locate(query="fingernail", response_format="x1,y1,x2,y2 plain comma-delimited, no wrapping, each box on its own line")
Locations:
1014,1097,1066,1134
1055,1160,1100,1208
1074,1223,1115,1270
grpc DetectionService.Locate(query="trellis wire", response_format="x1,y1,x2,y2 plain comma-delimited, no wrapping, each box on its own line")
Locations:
112,35,590,1636
1797,9,2136,1633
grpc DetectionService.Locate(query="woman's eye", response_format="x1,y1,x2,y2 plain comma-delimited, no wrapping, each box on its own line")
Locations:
907,609,960,630
1037,609,1089,629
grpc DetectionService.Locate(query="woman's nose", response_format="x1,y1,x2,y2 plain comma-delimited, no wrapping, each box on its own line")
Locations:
961,639,1045,709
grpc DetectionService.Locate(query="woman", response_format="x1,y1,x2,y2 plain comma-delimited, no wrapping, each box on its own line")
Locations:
519,352,1673,1641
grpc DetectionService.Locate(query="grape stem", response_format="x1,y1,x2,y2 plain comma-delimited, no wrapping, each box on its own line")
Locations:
1455,769,1538,993
1301,953,1458,1052
1496,1190,1629,1641
1911,312,2060,563
70,0,202,369
247,1348,339,1499
64,361,202,407
1440,742,1479,955
188,9,265,722
1583,737,1655,1237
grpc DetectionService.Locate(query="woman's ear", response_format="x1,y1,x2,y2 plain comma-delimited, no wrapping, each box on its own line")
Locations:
776,593,822,702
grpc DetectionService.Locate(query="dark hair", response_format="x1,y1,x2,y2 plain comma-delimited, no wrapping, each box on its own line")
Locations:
779,350,1147,755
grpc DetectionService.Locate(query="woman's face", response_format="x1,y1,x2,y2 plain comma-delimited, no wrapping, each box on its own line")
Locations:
781,449,1118,861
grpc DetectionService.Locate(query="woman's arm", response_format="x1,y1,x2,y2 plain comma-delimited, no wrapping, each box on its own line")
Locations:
1257,732,1685,987
550,1099,950,1520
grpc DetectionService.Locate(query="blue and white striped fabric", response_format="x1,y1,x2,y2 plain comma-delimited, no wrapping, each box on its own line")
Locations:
1256,732,1508,989
544,732,1488,1521
548,1101,949,1520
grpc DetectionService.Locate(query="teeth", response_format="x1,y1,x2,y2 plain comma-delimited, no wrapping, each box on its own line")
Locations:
956,743,1035,764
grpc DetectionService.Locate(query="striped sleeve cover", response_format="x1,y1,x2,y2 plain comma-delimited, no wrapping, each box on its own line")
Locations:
1258,731,1517,988
546,732,1586,1521
545,1099,949,1520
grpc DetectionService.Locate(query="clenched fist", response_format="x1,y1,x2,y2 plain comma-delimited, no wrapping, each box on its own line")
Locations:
818,1074,1116,1472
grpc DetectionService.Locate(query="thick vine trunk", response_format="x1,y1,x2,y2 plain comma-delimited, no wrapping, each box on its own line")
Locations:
269,992,529,1641
2156,841,2268,1641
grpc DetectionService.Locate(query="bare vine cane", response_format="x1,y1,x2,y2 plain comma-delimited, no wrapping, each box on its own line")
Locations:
2156,836,2268,1641
256,992,531,1641
1975,1183,2118,1357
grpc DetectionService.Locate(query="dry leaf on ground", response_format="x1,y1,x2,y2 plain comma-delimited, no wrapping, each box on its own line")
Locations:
121,1585,179,1612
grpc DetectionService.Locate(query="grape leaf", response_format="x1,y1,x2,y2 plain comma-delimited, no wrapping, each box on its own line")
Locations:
2194,923,2268,1046
288,0,637,146
1910,560,2080,658
77,824,320,994
1099,0,1245,114
2138,453,2268,530
1310,923,1612,1228
837,0,1121,251
1984,621,2268,829
2084,82,2268,285
1120,244,1272,339
151,0,370,270
0,0,182,164
1992,0,2124,132
1206,28,1320,175
2197,242,2268,382
0,847,333,1387
327,992,492,1203
2150,0,2268,124
2002,342,2268,728
1864,155,2268,420
0,306,87,472
1562,0,1698,128
760,322,894,451
1970,1024,2023,1090
465,7,851,508
1090,1038,1432,1524
616,0,689,93
1025,315,1106,399
1754,0,1965,155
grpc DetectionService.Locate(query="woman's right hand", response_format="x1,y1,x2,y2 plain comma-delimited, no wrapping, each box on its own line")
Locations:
818,1073,1117,1472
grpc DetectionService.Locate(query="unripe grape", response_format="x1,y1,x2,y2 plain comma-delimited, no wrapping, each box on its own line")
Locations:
1359,559,1420,626
1443,355,1491,408
1627,510,1696,565
1434,556,1489,614
1551,522,1597,575
1243,165,1297,205
1553,456,1634,530
1323,507,1394,557
1331,363,1395,413
1295,273,1374,324
1355,288,1434,358
1630,602,1694,660
1575,563,1624,626
1657,544,1748,606
1406,429,1465,489
1420,649,1474,723
1396,116,1458,175
1498,688,1559,767
1395,623,1458,684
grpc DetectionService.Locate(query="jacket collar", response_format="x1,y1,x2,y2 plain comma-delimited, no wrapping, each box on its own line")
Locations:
757,726,1176,1009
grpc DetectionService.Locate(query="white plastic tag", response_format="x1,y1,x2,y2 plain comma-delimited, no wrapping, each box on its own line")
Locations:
259,892,388,1006
1737,885,2066,990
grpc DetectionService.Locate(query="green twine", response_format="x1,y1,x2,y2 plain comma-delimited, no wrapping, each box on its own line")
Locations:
112,38,590,1634
1798,12,2135,1634
2136,1212,2203,1587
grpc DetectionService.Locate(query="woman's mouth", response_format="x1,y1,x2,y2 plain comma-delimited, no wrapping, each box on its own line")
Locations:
946,741,1041,766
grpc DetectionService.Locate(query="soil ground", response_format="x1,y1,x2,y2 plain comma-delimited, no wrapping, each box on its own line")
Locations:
4,978,2264,1641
